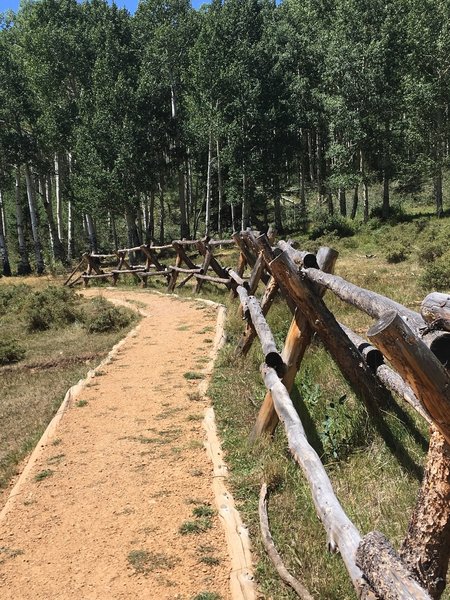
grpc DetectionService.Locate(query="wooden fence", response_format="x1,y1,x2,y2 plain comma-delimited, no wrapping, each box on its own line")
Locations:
66,231,450,599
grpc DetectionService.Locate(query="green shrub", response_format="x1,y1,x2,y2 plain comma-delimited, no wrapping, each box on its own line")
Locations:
310,214,355,239
420,256,450,291
22,287,80,332
418,244,445,263
0,284,31,318
0,340,25,365
82,297,132,333
385,245,409,264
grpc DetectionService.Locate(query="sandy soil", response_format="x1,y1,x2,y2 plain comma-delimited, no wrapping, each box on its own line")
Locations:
0,290,237,600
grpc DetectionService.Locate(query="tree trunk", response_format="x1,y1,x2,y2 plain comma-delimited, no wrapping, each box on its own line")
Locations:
158,178,165,244
67,152,74,262
316,128,325,203
24,164,45,274
108,212,118,250
241,168,248,230
85,213,98,253
41,174,65,263
360,149,369,222
434,109,444,218
351,185,359,219
0,190,11,276
205,133,213,236
148,190,155,242
307,129,315,183
273,175,284,234
15,167,31,275
339,188,347,217
217,138,223,236
54,152,64,242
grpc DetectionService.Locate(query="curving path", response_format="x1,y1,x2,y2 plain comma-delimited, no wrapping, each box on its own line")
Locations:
0,289,254,600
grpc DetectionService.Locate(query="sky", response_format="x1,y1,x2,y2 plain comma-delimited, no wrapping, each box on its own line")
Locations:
0,0,210,16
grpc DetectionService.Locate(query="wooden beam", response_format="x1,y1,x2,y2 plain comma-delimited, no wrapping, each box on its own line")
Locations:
367,311,450,445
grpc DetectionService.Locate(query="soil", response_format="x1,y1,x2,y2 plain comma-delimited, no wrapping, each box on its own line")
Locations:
0,289,240,600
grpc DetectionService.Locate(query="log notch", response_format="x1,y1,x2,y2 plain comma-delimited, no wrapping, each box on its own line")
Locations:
367,311,450,444
356,531,432,600
236,286,284,376
399,428,450,599
268,249,392,419
251,245,338,439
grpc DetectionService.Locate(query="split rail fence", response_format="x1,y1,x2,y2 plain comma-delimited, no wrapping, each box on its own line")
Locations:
66,232,450,600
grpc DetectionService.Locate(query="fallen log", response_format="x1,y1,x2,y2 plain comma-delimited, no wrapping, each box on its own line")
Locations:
356,531,431,600
259,483,315,600
236,286,284,376
169,266,203,274
367,311,450,445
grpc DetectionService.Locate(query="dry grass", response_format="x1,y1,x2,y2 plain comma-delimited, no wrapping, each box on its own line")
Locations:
0,279,138,490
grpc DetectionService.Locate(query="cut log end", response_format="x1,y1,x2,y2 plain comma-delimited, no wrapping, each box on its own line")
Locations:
265,352,286,377
367,310,399,338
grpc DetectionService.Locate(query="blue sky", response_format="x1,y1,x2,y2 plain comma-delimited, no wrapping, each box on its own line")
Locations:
0,0,210,16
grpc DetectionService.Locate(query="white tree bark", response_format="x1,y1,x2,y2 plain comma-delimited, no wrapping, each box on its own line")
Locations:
24,163,45,274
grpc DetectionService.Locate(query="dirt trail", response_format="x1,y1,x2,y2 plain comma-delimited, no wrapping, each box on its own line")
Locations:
0,290,251,600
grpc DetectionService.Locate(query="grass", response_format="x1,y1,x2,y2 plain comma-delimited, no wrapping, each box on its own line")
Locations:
34,469,53,482
192,593,222,600
0,282,138,490
184,371,205,380
127,549,178,575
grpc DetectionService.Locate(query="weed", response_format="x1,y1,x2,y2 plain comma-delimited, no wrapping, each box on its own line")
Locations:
47,454,65,465
0,340,25,365
188,391,202,401
34,469,53,482
76,399,88,407
187,413,203,421
199,555,220,566
51,438,62,446
179,518,212,534
127,549,178,575
192,593,222,600
184,371,204,380
187,440,204,450
193,505,215,518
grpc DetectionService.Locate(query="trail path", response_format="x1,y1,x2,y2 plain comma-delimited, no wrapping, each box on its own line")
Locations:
0,290,252,600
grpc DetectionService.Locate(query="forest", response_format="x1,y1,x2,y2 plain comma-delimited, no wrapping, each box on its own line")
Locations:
0,0,449,275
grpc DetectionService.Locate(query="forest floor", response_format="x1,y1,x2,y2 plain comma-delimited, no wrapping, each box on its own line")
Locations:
0,289,248,600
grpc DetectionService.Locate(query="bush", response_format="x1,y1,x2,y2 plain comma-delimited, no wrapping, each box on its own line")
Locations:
310,214,356,239
22,287,80,332
420,255,450,291
385,245,409,264
82,297,132,333
0,340,25,365
418,244,444,263
0,284,30,318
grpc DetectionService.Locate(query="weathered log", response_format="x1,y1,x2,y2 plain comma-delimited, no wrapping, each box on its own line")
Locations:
89,253,117,259
140,244,165,272
356,531,431,600
208,238,235,246
116,244,142,253
400,428,450,599
233,233,256,268
197,239,230,281
176,272,196,288
259,483,315,600
248,252,265,295
195,243,212,293
367,311,450,445
167,244,184,292
193,273,231,285
340,324,385,371
111,268,146,275
169,266,202,274
303,268,450,362
64,255,87,286
82,273,113,280
228,269,248,289
261,365,376,599
236,277,279,356
421,293,450,333
148,243,173,251
138,269,169,277
252,246,338,439
277,241,319,269
237,286,284,375
268,250,392,417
